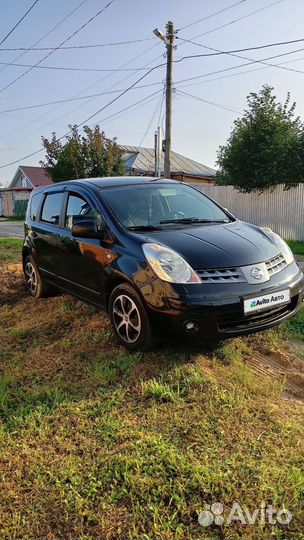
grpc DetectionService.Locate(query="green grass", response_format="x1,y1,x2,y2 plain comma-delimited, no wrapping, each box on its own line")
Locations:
286,239,304,256
1,215,25,221
0,237,23,264
0,240,303,539
285,307,304,341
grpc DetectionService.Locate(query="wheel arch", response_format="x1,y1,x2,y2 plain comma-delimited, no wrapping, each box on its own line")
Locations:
105,272,146,313
22,246,30,269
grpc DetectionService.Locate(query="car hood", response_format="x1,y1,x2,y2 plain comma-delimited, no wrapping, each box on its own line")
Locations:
145,221,280,269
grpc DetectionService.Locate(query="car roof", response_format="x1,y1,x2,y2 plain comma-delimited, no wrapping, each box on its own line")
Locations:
32,176,179,193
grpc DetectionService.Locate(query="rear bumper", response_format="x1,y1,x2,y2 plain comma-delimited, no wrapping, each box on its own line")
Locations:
147,270,304,341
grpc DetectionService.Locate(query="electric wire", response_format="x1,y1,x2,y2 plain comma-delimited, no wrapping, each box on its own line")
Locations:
0,0,116,95
0,81,162,115
0,60,165,168
178,53,304,89
176,37,304,76
0,0,39,46
138,92,164,147
0,38,154,52
0,0,89,75
177,89,242,114
177,0,246,31
175,46,304,85
1,89,162,167
4,36,304,115
4,35,304,73
0,60,157,72
3,42,161,146
177,0,285,44
176,36,304,57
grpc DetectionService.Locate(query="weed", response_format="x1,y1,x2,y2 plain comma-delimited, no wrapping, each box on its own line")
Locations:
0,238,23,264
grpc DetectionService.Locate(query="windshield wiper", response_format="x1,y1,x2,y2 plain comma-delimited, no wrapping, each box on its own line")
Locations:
127,224,163,231
160,217,229,224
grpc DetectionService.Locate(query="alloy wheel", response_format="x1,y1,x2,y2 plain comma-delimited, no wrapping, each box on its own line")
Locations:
25,261,37,294
112,294,141,343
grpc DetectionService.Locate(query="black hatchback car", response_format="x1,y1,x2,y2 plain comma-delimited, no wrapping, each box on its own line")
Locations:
23,177,304,350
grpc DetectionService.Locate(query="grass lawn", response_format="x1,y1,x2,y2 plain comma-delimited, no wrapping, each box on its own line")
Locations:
286,239,304,256
0,239,303,539
0,237,23,264
1,215,25,221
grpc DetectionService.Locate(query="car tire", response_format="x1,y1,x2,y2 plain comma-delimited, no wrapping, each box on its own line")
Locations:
24,255,51,298
109,283,158,351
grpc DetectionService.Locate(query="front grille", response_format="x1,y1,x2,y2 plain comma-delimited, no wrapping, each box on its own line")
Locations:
197,268,245,283
217,296,297,332
197,253,287,284
266,254,287,276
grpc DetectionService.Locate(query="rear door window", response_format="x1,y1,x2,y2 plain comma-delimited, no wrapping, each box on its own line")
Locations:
29,192,43,221
41,192,64,226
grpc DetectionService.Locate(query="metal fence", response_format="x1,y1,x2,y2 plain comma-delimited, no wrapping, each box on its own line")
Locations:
193,183,304,241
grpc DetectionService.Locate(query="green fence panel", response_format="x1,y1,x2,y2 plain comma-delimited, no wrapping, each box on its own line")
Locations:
14,199,28,216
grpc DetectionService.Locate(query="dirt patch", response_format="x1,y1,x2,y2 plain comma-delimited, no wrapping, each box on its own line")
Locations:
247,349,304,400
0,264,25,305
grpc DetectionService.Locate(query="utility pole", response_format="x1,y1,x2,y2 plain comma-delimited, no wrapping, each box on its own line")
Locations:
153,21,175,178
164,21,174,178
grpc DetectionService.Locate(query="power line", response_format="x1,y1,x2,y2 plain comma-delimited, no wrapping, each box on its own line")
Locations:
177,0,285,44
0,82,162,115
0,0,39,46
98,89,162,127
4,37,304,116
178,0,246,31
3,42,162,147
0,0,89,75
0,60,156,73
176,36,304,56
5,40,304,146
177,89,242,114
178,53,304,89
138,92,164,147
0,60,164,168
5,36,304,74
157,92,165,127
0,38,154,52
176,40,304,76
0,0,116,95
1,89,162,168
175,46,304,85
78,63,164,127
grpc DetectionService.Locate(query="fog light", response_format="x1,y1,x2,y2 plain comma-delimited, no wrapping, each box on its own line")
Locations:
184,320,200,333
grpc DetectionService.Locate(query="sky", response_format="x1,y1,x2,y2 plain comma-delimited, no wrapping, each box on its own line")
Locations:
0,0,304,186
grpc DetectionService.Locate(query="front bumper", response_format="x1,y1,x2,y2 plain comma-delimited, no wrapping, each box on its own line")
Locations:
146,264,304,341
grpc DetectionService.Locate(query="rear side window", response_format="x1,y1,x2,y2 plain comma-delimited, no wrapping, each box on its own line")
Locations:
29,192,43,221
41,192,64,225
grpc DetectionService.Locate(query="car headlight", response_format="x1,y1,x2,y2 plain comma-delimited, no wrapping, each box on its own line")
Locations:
262,228,294,265
142,243,201,284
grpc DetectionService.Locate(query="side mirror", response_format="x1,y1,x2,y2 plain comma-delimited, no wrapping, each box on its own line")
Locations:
72,219,104,239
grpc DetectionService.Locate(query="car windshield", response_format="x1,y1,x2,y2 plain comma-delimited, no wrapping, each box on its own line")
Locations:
100,183,230,229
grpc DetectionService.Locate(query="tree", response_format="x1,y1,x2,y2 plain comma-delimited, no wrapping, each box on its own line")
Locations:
216,85,303,192
40,125,125,182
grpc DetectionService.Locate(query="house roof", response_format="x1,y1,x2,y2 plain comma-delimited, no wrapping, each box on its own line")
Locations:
9,165,53,188
120,145,216,178
19,166,52,187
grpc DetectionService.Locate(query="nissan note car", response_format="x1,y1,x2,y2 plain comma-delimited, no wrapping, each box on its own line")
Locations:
23,177,304,351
